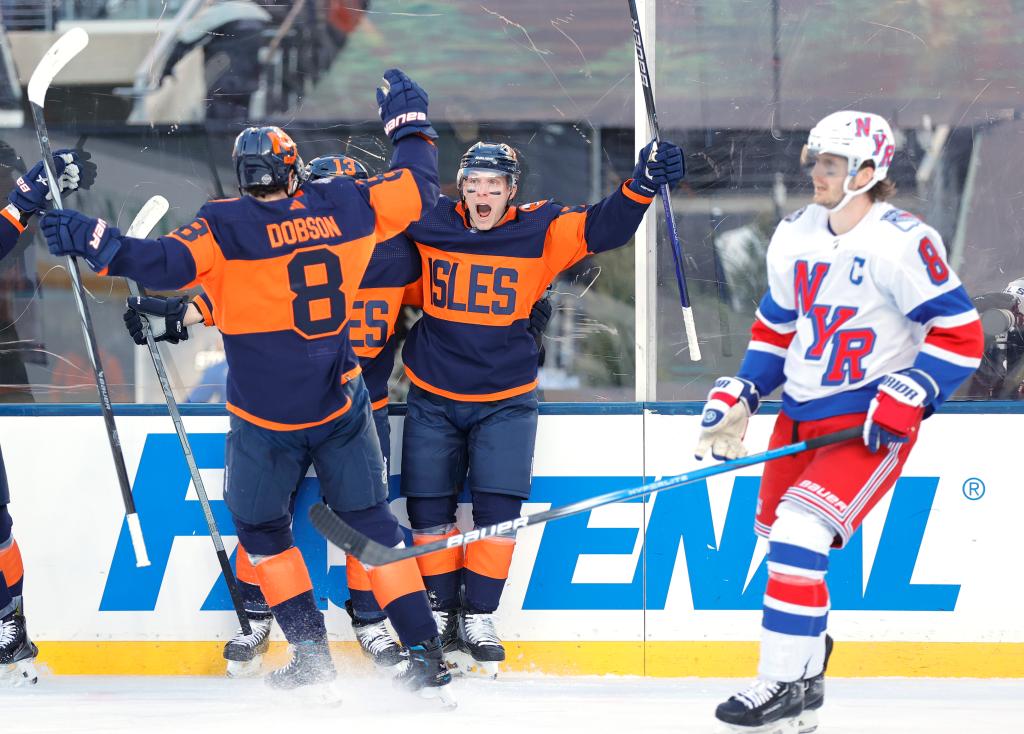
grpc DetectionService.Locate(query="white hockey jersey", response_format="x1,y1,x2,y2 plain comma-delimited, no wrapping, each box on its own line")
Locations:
738,202,982,420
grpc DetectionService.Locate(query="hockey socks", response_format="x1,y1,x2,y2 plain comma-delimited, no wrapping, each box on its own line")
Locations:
464,537,515,613
368,558,435,645
0,537,24,619
253,546,326,643
346,557,387,623
235,543,272,618
412,526,463,610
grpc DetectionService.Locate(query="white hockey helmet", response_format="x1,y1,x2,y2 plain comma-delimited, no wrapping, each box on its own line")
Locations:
804,110,896,211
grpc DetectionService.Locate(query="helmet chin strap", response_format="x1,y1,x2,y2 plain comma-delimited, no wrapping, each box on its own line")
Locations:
827,174,876,214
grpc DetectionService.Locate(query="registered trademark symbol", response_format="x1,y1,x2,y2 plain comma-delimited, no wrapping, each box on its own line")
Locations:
962,478,985,500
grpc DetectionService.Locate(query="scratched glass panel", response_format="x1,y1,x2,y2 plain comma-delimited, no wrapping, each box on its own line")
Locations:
0,1,642,403
653,0,1022,401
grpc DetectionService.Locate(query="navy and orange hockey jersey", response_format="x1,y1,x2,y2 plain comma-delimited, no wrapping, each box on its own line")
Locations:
195,232,423,412
403,182,654,401
103,136,439,430
0,204,26,257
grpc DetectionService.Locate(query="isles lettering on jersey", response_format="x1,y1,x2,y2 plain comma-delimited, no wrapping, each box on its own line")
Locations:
429,257,518,316
349,299,390,349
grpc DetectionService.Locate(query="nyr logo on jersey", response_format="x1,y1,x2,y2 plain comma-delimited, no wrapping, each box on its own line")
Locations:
882,209,921,233
795,260,876,386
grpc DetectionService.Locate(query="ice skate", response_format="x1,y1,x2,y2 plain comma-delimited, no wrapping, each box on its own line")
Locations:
345,600,404,668
715,679,804,734
223,614,272,678
0,612,38,686
798,634,833,734
393,636,456,709
265,639,342,704
455,608,504,678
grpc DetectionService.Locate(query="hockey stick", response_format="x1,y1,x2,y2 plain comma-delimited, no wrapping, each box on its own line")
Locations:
627,0,701,361
29,28,149,567
124,197,252,635
310,425,863,566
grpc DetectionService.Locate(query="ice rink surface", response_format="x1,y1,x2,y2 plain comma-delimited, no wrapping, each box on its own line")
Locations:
2,673,1021,734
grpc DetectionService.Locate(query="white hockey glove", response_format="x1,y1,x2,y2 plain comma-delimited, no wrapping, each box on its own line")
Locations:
694,376,760,461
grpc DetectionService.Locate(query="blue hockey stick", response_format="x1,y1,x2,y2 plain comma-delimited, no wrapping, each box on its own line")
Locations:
309,425,863,566
627,0,701,360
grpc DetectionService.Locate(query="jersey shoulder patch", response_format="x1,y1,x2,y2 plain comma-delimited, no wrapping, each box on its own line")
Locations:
881,208,921,232
783,206,807,223
517,199,549,212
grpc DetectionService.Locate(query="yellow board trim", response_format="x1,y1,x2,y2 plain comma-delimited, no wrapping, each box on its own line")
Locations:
33,641,1024,677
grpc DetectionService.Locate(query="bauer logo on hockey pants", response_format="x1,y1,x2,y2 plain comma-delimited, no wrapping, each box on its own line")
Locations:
100,433,959,615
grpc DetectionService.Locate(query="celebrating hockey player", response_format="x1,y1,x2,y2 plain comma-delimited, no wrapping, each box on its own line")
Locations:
0,148,96,686
124,153,418,674
41,70,456,705
694,111,983,733
126,151,555,676
400,139,684,675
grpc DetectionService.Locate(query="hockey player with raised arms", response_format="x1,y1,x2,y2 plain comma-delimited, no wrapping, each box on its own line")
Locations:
0,148,95,685
123,153,421,674
400,139,684,675
695,111,983,733
125,152,555,675
41,70,456,705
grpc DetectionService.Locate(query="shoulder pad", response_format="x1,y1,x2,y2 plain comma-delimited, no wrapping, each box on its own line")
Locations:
880,208,922,232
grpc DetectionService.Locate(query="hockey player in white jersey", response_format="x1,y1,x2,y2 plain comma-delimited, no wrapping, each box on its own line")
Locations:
694,111,983,733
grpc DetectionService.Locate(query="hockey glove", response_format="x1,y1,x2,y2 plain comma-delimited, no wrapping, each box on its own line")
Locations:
40,209,122,272
376,68,437,143
629,140,685,197
8,149,97,217
528,295,553,367
124,295,190,345
695,376,760,461
864,369,936,453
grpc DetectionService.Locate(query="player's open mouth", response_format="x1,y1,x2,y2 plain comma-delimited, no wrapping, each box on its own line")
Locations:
476,204,492,218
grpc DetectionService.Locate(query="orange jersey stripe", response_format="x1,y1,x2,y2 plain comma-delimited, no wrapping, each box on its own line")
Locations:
346,557,373,592
1,206,24,233
367,169,428,243
370,396,389,411
193,294,215,328
620,180,654,205
254,546,312,607
412,529,464,577
464,536,516,580
406,365,538,403
227,391,353,431
0,538,24,587
234,543,258,585
369,557,426,609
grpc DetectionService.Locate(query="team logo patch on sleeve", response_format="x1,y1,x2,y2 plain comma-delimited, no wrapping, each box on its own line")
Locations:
881,209,921,232
783,206,807,223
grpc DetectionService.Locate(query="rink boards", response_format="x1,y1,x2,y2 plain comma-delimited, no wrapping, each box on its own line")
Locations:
2,404,1021,677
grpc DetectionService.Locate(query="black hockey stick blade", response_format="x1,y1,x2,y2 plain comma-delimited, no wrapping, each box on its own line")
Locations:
309,503,408,566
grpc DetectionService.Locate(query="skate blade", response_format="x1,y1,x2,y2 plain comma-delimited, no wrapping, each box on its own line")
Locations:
419,684,458,710
444,650,500,679
797,709,818,734
716,716,800,734
225,655,265,679
0,659,39,687
294,681,344,706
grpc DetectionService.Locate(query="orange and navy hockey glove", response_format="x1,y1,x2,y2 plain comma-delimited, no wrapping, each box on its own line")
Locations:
377,68,437,143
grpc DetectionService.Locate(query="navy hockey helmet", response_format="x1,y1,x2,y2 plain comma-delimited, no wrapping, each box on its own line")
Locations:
305,154,369,181
232,126,304,195
457,142,521,191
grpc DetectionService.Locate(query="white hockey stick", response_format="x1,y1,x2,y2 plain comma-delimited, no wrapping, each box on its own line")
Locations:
124,197,254,637
28,28,150,567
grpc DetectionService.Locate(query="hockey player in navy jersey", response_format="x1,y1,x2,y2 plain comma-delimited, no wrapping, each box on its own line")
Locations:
400,139,684,675
42,70,456,705
124,153,421,674
694,111,983,733
126,152,555,676
0,149,95,686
